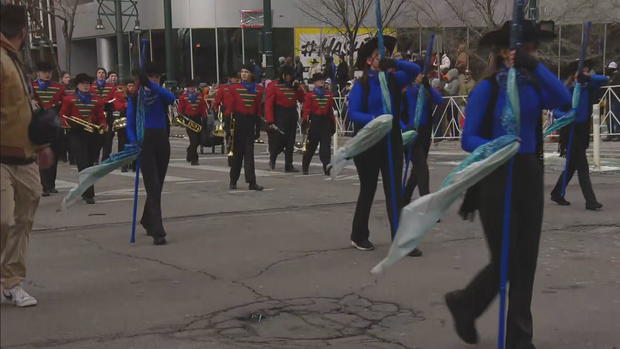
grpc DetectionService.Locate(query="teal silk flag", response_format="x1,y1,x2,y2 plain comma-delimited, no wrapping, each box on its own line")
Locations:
372,68,522,274
60,90,146,210
543,82,581,136
329,114,393,178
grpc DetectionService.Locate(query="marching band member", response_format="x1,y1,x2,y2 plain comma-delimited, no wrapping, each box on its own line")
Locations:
101,71,121,161
445,21,570,346
301,73,335,175
265,65,305,172
31,61,65,196
550,62,607,210
178,80,208,165
60,73,106,204
112,79,135,172
402,73,444,204
347,36,420,252
90,68,115,163
214,73,240,165
228,65,264,191
126,63,176,245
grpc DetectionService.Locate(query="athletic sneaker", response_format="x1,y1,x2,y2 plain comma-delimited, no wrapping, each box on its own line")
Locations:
351,239,375,251
1,285,38,307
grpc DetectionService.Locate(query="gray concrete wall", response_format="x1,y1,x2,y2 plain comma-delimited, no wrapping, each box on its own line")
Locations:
70,39,98,75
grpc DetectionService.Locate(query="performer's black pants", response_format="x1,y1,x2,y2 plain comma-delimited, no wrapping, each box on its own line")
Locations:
186,116,201,163
101,129,115,161
459,154,543,349
269,105,298,169
91,133,104,164
551,124,597,204
404,124,432,203
58,128,70,162
230,113,257,185
140,128,170,238
69,128,97,199
302,114,333,171
351,133,403,242
39,128,62,191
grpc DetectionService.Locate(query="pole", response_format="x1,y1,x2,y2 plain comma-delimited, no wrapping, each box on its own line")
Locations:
593,104,601,171
557,24,562,77
215,27,220,83
163,0,176,87
602,23,607,73
114,0,125,81
263,0,274,78
189,28,195,79
242,27,246,64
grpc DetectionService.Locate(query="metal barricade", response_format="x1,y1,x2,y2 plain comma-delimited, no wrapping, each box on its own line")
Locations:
598,84,620,137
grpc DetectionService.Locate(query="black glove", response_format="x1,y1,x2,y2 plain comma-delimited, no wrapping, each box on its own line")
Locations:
379,58,397,71
514,48,538,71
577,73,591,84
422,76,431,89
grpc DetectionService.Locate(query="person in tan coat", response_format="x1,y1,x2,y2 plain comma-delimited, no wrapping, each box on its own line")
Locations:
1,4,53,307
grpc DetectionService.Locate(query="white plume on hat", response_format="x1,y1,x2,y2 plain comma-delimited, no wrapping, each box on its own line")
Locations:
608,61,618,69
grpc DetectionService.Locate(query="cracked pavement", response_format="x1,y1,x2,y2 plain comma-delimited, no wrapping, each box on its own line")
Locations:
1,139,619,348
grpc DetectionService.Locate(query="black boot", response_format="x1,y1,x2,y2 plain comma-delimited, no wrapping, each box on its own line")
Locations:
285,166,299,173
229,182,237,190
445,290,478,344
323,163,331,176
585,201,603,210
249,182,264,191
551,194,571,206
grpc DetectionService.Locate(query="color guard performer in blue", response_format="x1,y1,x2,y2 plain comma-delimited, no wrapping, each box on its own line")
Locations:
347,36,420,251
550,61,607,210
402,73,444,204
127,63,176,245
444,21,570,347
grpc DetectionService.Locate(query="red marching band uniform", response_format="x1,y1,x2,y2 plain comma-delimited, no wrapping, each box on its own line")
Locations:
301,88,335,174
60,93,106,201
111,85,131,161
228,81,264,189
31,80,65,194
177,91,208,164
265,81,304,170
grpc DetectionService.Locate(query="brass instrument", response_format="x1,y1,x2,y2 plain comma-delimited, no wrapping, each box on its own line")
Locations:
62,115,104,134
227,116,236,157
113,117,127,131
214,111,226,137
174,114,202,133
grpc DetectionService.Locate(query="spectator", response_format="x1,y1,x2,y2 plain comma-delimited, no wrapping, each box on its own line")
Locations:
250,58,263,83
455,44,468,72
443,68,460,137
606,61,619,141
324,55,337,88
1,4,53,307
308,58,321,77
294,56,304,82
458,68,476,96
440,52,451,72
336,54,349,92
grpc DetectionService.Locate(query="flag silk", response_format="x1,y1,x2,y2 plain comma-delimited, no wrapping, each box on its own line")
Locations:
372,67,522,274
60,89,147,210
544,82,581,136
60,146,140,210
402,130,418,147
328,114,393,178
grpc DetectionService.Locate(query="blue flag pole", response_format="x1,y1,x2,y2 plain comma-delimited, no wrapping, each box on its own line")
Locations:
497,1,525,347
375,0,399,239
130,39,149,243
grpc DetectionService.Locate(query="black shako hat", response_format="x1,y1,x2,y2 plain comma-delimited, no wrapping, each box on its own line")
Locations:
36,61,54,72
355,35,397,70
239,64,254,73
479,20,555,48
73,73,93,85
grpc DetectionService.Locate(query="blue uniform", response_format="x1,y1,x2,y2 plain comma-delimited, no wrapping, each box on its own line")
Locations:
348,60,421,126
571,74,608,123
462,63,570,154
403,84,444,129
347,60,420,243
126,81,176,144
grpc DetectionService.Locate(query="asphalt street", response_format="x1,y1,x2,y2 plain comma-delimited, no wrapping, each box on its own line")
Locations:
1,131,619,348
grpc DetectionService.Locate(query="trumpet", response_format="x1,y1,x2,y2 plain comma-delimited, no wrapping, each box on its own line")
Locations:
227,116,236,157
214,111,226,137
174,114,202,133
62,115,104,134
